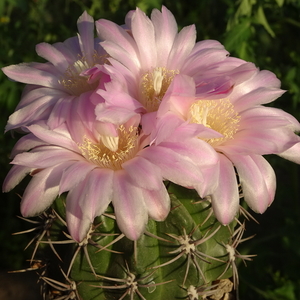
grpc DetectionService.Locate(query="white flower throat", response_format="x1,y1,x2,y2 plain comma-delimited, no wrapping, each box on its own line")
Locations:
78,125,139,170
140,67,179,112
189,98,240,147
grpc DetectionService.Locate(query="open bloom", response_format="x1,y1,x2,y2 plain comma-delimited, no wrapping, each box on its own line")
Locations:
153,72,300,224
3,101,219,241
2,11,107,132
94,6,257,132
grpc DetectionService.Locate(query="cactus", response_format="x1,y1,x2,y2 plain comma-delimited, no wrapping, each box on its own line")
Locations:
3,5,300,300
13,182,256,300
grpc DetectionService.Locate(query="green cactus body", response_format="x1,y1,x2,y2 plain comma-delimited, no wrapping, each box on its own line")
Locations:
23,183,247,300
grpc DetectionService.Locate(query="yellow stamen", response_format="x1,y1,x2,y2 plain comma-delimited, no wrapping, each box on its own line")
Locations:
140,67,179,112
189,98,240,147
78,125,139,170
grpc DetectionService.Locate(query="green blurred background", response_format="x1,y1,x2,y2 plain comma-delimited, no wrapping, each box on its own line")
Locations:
0,0,299,299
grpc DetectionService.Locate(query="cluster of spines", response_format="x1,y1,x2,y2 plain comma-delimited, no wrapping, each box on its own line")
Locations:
9,190,256,300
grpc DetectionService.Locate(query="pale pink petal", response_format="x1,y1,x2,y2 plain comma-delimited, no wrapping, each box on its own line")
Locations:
167,121,222,141
12,146,81,169
278,141,300,164
189,39,226,55
157,74,196,118
15,87,66,110
112,171,148,240
141,145,204,188
77,11,95,64
230,70,282,104
2,165,33,192
27,124,79,152
152,113,185,145
238,106,294,129
46,96,74,129
182,48,229,76
102,60,139,97
59,161,97,194
227,154,274,213
142,182,170,221
6,93,58,131
122,156,162,190
250,155,276,206
195,77,234,99
157,139,219,196
131,8,156,70
96,19,140,70
66,168,114,242
35,42,69,73
140,111,157,136
56,36,82,63
10,134,43,157
65,179,90,242
20,163,72,217
151,6,178,66
95,103,140,125
234,88,285,112
167,25,196,69
78,168,114,218
211,154,240,224
220,127,299,155
100,41,140,73
2,63,63,89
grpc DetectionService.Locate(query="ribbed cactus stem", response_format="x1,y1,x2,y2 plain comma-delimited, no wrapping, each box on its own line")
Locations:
10,183,257,300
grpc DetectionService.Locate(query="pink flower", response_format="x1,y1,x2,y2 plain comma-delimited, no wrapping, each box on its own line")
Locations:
2,11,107,132
153,71,300,224
3,102,219,241
94,6,257,131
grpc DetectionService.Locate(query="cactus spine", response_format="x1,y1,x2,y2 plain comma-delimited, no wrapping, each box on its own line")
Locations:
13,182,255,300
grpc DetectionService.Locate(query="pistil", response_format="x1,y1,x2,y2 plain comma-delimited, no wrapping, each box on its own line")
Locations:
140,67,179,112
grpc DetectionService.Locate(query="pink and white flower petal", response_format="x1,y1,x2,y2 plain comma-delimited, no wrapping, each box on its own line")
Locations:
227,154,275,214
10,134,44,158
278,140,300,164
142,182,170,221
27,123,79,152
59,161,98,195
20,162,73,217
66,179,91,243
66,168,114,242
151,6,178,66
210,154,240,225
122,156,163,190
2,62,63,89
131,8,157,70
167,25,196,70
36,42,70,73
11,146,81,169
141,145,205,189
112,171,148,240
77,11,96,64
2,165,33,193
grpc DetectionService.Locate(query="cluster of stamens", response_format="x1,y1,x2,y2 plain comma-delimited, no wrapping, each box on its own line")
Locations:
189,98,241,147
59,52,108,96
78,125,139,170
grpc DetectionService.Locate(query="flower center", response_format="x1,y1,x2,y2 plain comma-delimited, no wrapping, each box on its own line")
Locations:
140,67,179,112
78,125,139,170
59,52,108,96
189,98,240,147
